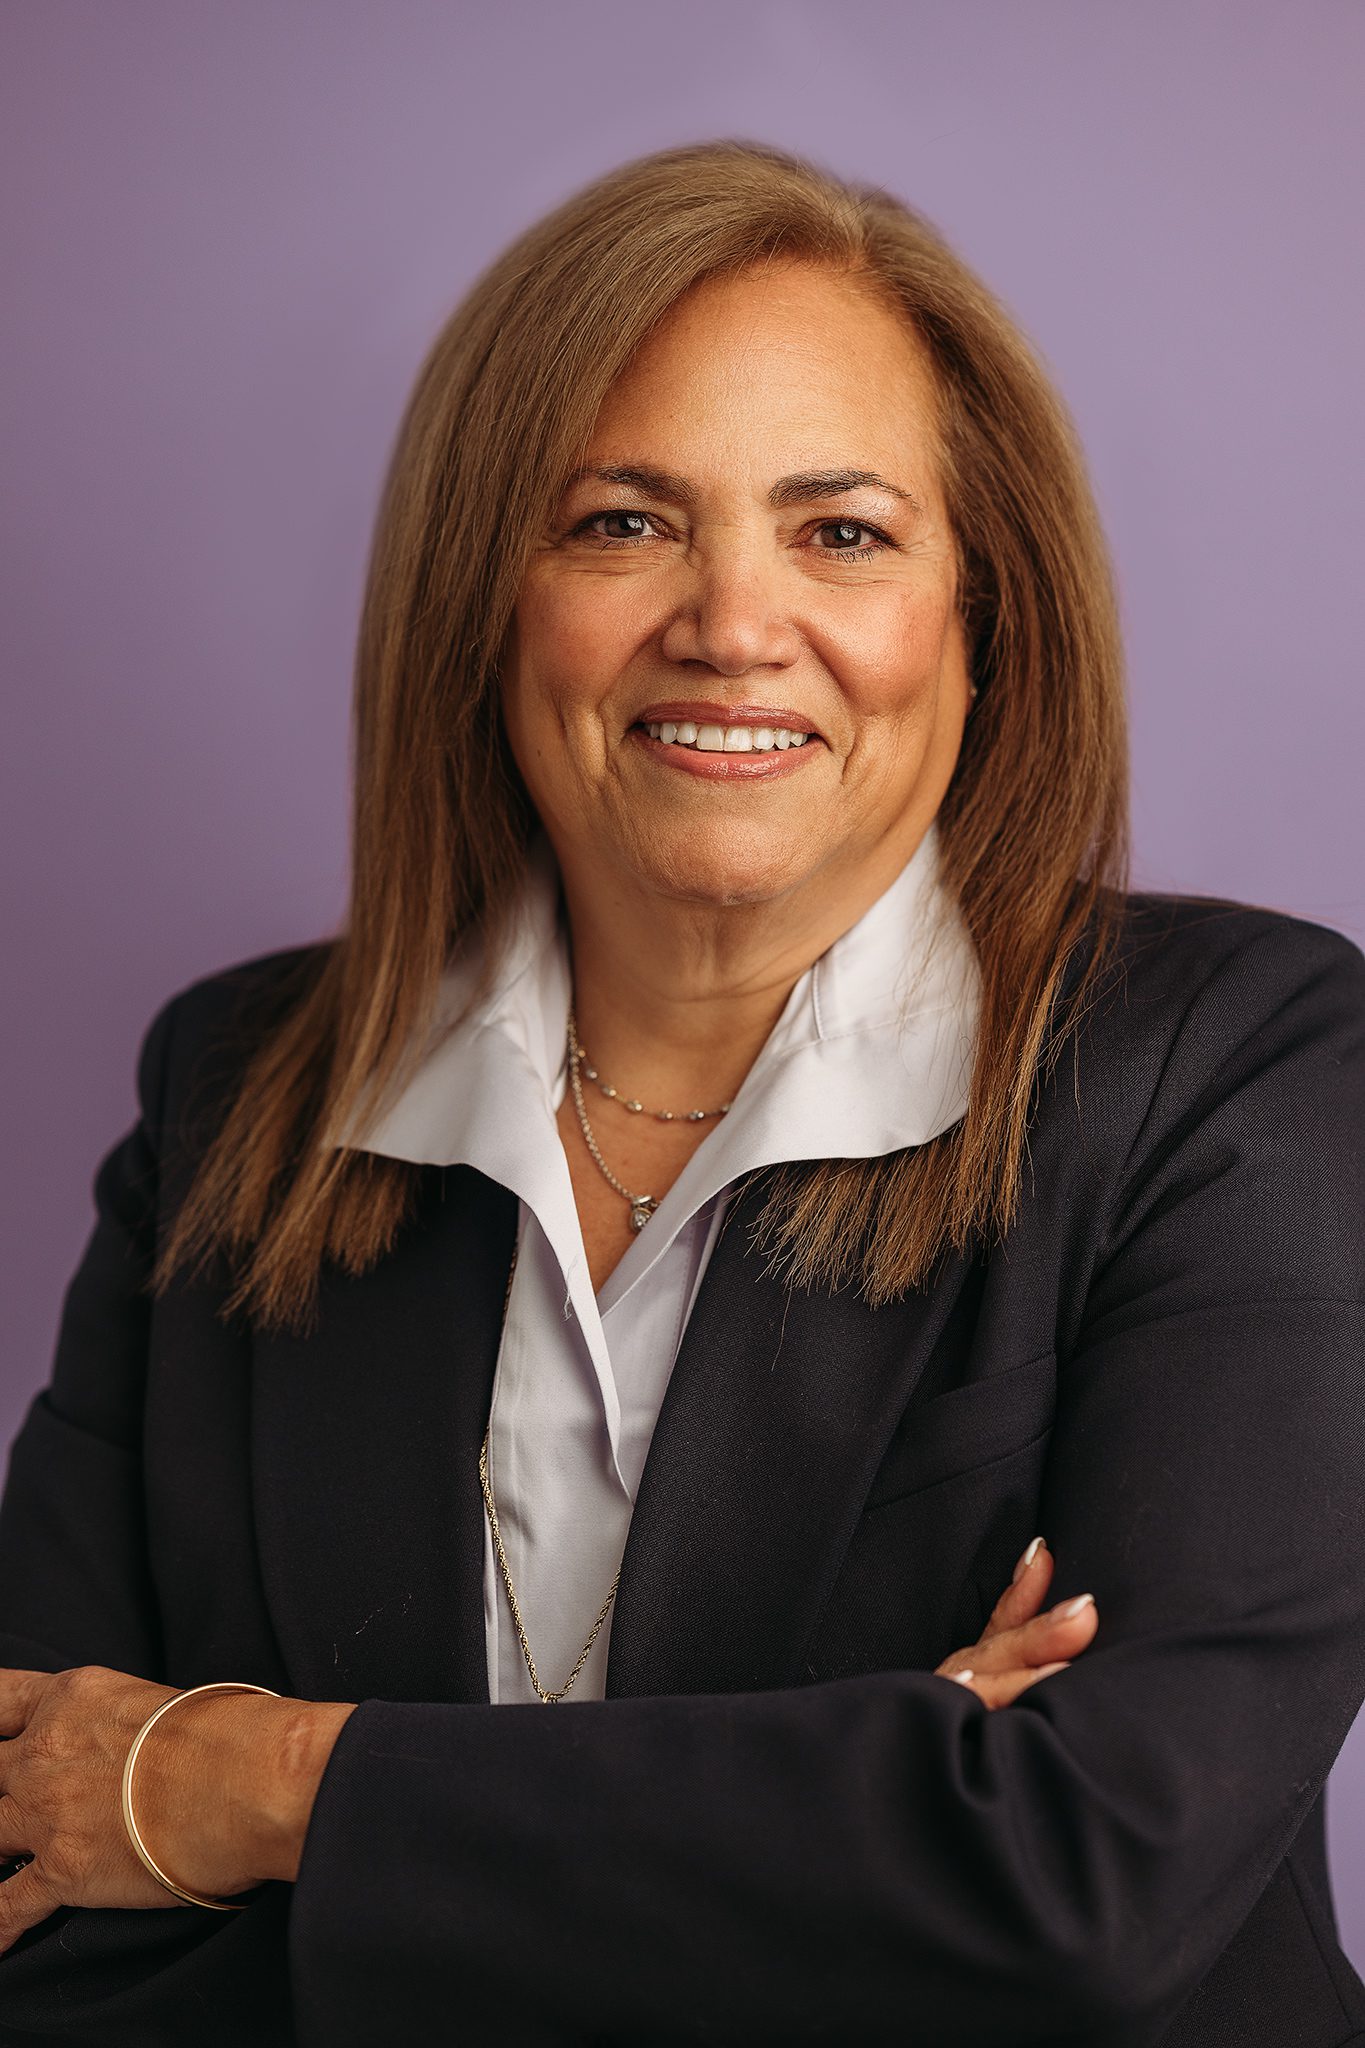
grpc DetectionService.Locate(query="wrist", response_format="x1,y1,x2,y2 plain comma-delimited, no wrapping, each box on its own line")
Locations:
133,1690,357,1893
265,1700,359,1882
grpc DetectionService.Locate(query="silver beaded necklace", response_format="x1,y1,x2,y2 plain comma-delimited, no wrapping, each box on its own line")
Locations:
565,1008,731,1230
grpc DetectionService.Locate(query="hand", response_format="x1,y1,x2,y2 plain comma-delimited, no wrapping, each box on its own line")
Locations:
0,1664,356,1954
934,1537,1099,1709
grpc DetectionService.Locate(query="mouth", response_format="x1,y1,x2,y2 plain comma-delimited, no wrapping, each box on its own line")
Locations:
629,701,824,756
627,705,825,782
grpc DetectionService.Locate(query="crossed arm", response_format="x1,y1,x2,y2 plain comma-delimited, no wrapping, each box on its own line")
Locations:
0,1531,1099,1931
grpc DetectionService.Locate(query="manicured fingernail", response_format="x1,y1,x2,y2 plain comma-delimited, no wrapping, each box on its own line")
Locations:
1052,1593,1095,1620
951,1668,975,1685
1012,1535,1045,1585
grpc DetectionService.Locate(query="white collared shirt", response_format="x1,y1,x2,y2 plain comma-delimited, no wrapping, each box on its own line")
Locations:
340,818,981,1703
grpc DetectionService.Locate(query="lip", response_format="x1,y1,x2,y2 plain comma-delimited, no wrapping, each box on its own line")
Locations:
631,701,824,739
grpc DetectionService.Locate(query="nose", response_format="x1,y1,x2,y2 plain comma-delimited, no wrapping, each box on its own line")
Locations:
657,546,803,678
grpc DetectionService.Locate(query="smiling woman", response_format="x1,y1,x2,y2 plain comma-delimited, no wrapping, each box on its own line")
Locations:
505,264,969,915
2,138,1364,2048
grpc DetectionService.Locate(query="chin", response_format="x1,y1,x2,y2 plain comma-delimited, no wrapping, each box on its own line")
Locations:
629,824,818,909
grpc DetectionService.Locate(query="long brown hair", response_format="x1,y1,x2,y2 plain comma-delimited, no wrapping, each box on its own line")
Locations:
152,138,1130,1338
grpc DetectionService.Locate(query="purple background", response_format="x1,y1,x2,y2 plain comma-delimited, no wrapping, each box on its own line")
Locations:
3,0,1363,1955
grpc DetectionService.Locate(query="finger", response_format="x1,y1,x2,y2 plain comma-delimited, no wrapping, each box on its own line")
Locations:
979,1537,1054,1641
973,1592,1099,1674
1031,1592,1098,1645
0,1671,50,1739
0,1860,61,1956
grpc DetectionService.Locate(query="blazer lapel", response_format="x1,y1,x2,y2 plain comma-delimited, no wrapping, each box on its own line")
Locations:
606,1170,972,1699
251,1163,517,1706
250,1160,967,1710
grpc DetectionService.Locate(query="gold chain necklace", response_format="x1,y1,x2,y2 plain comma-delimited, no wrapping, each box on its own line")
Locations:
480,1015,732,1699
569,1011,733,1124
478,1239,621,1703
566,1008,731,1232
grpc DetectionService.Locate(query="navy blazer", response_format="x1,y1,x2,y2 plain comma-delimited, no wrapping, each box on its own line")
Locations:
2,886,1365,2047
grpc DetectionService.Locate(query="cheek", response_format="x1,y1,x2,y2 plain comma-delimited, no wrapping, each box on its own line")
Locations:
503,582,632,801
516,573,643,708
827,590,957,720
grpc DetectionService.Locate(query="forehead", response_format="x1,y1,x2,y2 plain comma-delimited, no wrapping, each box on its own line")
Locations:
583,261,941,482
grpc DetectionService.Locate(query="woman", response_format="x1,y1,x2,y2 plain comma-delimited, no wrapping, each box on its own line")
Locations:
1,137,1362,2046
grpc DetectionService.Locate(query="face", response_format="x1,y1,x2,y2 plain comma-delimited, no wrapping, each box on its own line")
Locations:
500,260,972,915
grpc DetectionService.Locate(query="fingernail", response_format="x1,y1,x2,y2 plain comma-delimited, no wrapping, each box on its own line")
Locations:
1012,1535,1046,1585
951,1668,975,1685
1051,1593,1095,1620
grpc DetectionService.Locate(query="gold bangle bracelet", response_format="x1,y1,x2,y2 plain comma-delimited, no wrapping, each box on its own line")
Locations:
120,1680,282,1911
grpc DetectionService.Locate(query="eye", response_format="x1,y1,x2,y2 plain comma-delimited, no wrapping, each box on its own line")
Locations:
810,519,893,561
571,510,661,548
567,508,896,561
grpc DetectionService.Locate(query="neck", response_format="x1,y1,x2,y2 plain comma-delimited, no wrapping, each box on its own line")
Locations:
555,826,932,1111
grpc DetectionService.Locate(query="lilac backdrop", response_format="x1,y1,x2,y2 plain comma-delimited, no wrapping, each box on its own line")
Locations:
3,0,1363,1957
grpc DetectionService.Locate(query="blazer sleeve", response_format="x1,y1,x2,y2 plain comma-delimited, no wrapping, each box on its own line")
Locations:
0,994,296,2048
285,917,1365,2047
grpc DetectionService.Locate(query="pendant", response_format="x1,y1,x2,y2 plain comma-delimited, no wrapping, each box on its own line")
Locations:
629,1197,657,1231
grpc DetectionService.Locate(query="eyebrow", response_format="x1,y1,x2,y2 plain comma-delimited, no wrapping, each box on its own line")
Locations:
561,462,924,515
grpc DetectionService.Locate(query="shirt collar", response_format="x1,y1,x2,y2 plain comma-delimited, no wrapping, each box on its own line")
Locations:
334,818,980,1310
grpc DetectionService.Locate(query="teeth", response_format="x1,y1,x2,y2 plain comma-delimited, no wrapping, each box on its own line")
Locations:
642,720,814,752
